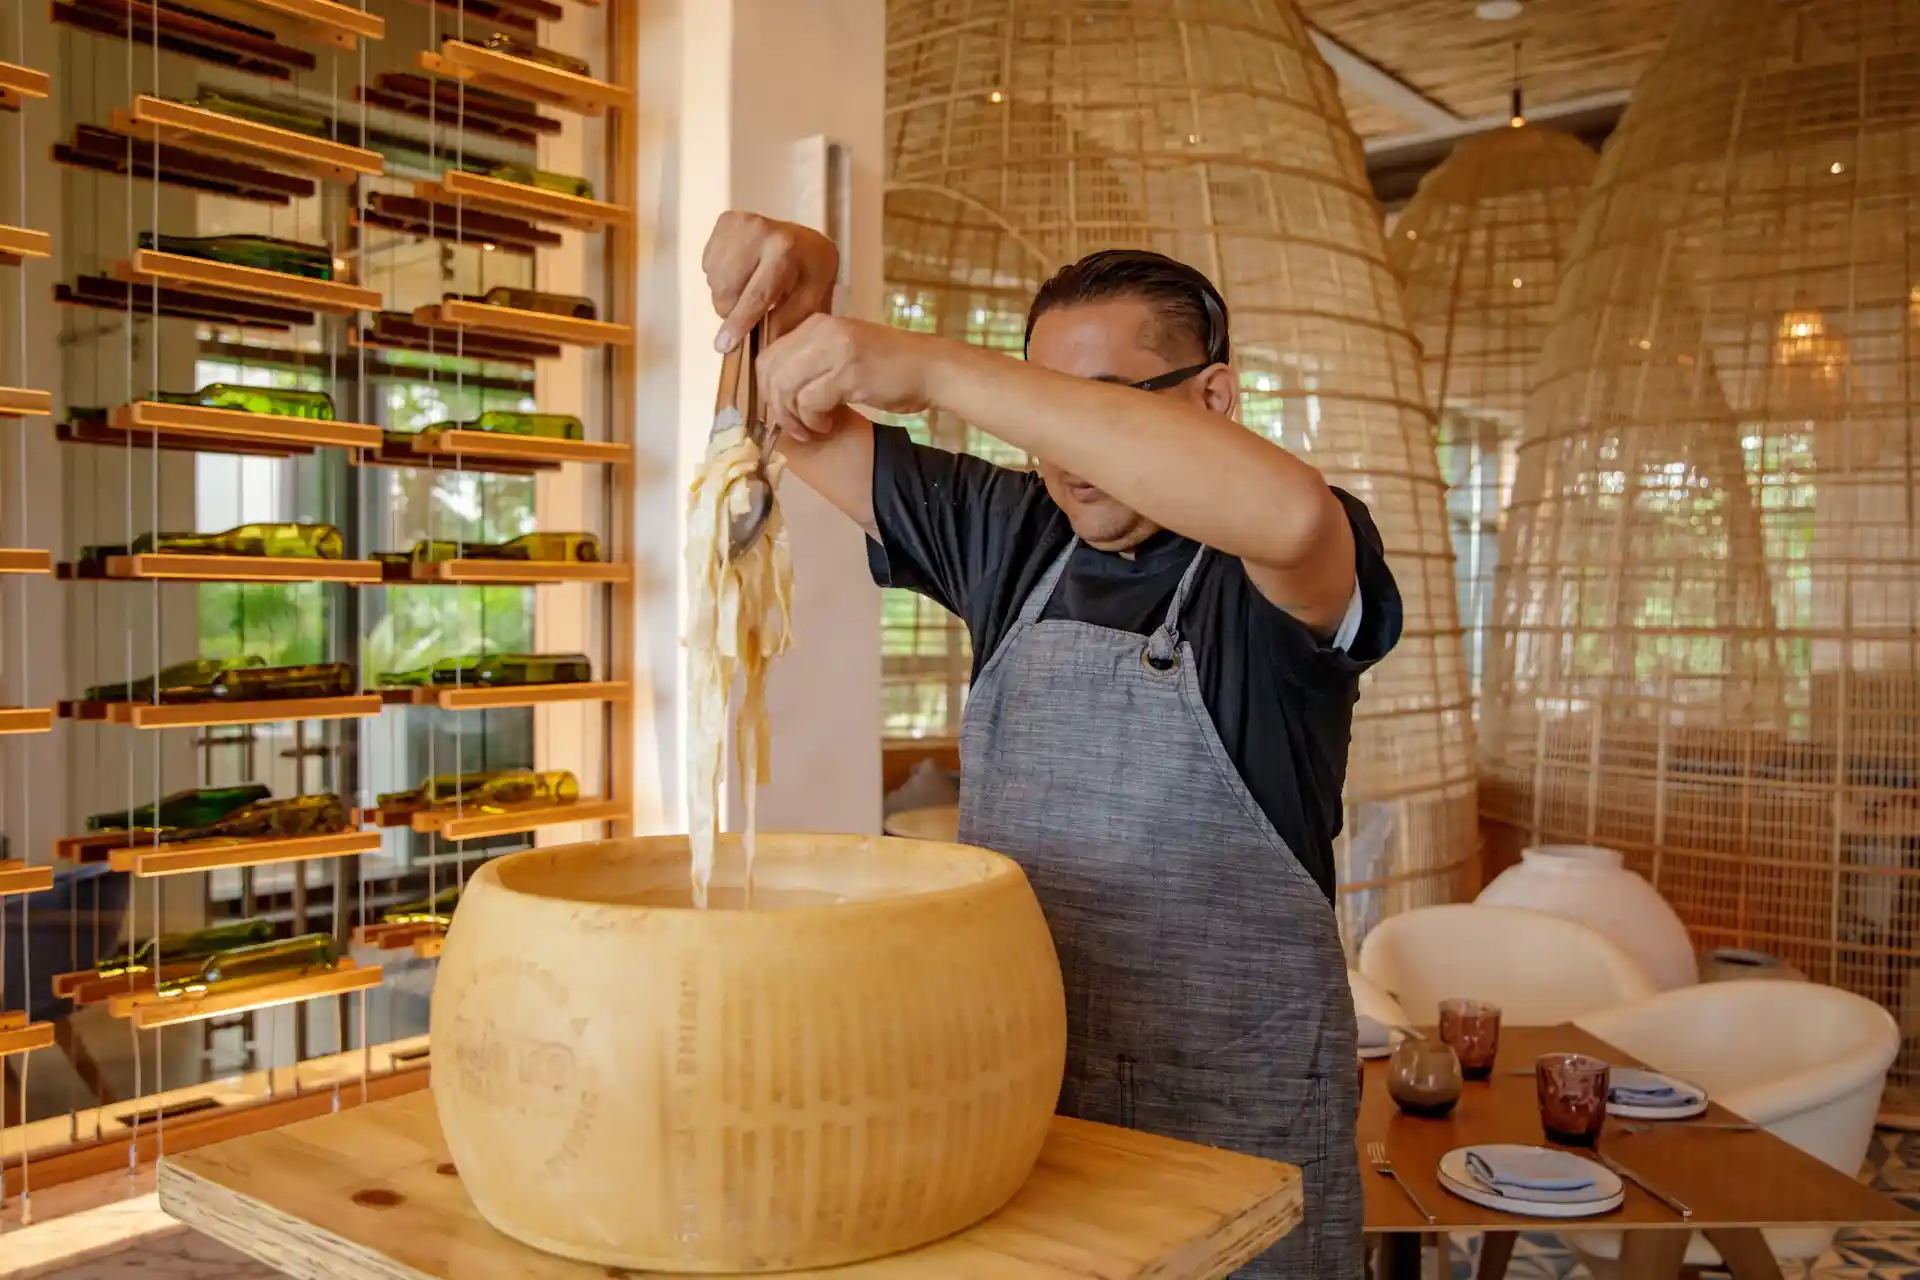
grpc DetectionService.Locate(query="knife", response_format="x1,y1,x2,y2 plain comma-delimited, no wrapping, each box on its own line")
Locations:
1595,1149,1692,1220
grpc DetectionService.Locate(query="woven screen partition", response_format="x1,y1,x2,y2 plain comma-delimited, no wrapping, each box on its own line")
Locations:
1482,0,1920,1078
886,0,1477,950
1387,125,1598,702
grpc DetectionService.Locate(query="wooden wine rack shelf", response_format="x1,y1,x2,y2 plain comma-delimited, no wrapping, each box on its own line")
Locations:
0,1019,54,1058
418,171,629,231
412,933,445,959
354,434,553,478
415,797,625,841
100,694,385,729
379,679,628,710
0,387,53,418
0,708,55,735
114,251,381,317
0,62,50,110
418,40,630,116
413,428,631,467
117,97,385,183
76,553,385,584
354,920,442,951
0,224,51,265
110,960,382,1029
0,860,53,897
109,829,382,877
413,299,631,348
114,401,383,452
54,960,201,1006
383,558,630,586
217,0,385,49
0,549,53,574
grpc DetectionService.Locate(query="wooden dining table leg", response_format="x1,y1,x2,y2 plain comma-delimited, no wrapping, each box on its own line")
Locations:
1476,1230,1518,1280
1618,1229,1691,1279
1702,1228,1785,1280
1374,1231,1423,1280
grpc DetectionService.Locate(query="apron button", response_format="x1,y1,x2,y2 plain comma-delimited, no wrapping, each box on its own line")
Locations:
1140,645,1180,674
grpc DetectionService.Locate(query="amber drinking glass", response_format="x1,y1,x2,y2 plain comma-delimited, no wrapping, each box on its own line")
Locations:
1387,1037,1463,1118
1536,1052,1610,1146
1438,998,1502,1080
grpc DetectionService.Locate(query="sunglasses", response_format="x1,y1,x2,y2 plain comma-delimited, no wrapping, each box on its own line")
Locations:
1127,362,1214,392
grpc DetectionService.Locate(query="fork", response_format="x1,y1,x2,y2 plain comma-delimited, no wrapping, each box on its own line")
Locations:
711,321,781,561
1367,1140,1436,1224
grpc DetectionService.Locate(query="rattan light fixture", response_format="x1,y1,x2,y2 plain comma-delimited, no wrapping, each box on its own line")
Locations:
1388,124,1598,702
886,0,1477,949
1482,0,1920,1078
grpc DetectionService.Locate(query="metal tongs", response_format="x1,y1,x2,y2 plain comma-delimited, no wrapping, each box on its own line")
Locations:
712,322,780,561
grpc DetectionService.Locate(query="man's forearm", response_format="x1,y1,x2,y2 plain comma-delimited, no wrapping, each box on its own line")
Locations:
926,341,1343,572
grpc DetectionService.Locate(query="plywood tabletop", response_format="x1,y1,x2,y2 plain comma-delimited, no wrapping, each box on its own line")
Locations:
159,1089,1301,1279
1361,1023,1918,1233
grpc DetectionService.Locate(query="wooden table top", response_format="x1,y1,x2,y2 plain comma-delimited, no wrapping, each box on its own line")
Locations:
159,1089,1302,1279
1361,1024,1918,1233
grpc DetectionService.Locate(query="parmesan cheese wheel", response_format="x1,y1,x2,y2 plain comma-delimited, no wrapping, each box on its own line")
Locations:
430,832,1067,1271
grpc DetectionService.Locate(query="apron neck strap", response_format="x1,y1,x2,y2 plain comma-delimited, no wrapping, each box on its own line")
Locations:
1012,538,1077,628
1145,546,1210,666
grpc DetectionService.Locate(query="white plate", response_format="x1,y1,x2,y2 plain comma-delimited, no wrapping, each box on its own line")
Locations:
1438,1146,1625,1219
1359,1042,1393,1060
1606,1068,1709,1120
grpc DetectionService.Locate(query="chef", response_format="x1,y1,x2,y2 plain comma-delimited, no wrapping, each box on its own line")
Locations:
703,211,1401,1278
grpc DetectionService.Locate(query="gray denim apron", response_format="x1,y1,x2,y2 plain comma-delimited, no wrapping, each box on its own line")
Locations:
959,541,1364,1278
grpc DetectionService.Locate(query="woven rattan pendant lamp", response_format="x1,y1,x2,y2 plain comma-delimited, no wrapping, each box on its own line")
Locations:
1482,0,1920,1076
1388,121,1598,703
886,0,1477,949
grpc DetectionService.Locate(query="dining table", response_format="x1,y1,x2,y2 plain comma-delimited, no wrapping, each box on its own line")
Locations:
1361,1023,1918,1280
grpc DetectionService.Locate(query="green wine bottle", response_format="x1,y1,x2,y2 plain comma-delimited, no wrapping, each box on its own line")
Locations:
132,523,344,560
83,656,268,704
425,411,584,440
376,651,590,688
137,232,334,281
154,932,338,1000
207,662,356,702
377,768,577,816
380,884,460,927
375,532,600,568
174,792,352,842
452,287,596,320
152,385,337,421
178,88,330,138
477,32,591,77
87,783,271,833
484,162,595,200
96,919,277,980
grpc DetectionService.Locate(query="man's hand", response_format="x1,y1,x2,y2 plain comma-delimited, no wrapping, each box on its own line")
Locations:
702,212,840,354
760,315,966,443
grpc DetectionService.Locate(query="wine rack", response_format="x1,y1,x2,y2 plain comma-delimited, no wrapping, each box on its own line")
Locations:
2,0,636,1210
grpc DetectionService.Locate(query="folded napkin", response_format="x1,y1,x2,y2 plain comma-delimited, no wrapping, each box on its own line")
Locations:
1356,1014,1390,1051
1609,1067,1702,1107
1464,1146,1597,1195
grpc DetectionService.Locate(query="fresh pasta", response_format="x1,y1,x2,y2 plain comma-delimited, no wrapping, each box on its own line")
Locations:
684,413,794,908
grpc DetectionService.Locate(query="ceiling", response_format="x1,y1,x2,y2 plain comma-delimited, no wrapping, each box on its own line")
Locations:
1297,0,1685,144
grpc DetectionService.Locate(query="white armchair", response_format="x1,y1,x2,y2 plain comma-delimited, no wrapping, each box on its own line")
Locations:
1566,980,1899,1273
1356,904,1659,1025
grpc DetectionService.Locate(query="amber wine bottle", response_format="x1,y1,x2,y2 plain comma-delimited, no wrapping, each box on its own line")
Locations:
96,919,276,980
380,884,461,927
137,232,334,281
133,523,345,560
377,768,577,816
377,651,590,688
83,655,264,704
477,31,591,76
207,662,356,702
174,792,352,842
153,385,337,421
154,932,338,1000
427,411,584,440
376,532,600,567
451,287,596,320
484,162,595,200
178,88,329,138
87,783,270,833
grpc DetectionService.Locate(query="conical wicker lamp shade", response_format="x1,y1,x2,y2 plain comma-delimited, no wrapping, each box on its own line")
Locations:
1388,125,1598,702
886,0,1476,948
1482,0,1920,1081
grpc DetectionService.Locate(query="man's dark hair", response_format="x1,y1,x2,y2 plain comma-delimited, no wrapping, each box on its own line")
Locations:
1023,249,1230,367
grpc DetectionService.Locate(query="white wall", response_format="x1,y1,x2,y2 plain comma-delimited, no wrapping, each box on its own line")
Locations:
626,0,886,837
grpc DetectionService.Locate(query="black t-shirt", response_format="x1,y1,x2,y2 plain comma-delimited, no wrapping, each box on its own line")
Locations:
866,425,1403,900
